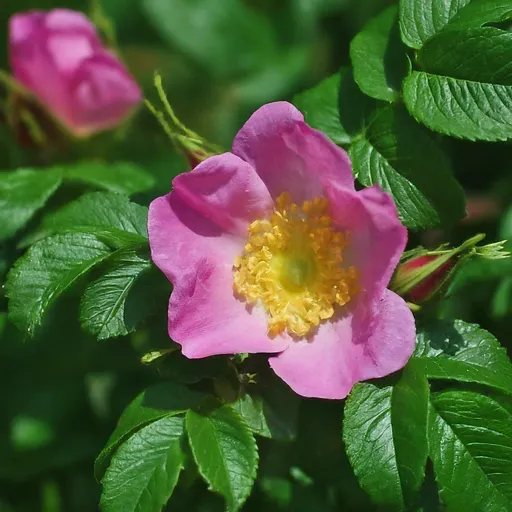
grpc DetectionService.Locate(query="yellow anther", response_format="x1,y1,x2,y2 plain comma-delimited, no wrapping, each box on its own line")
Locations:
233,193,359,338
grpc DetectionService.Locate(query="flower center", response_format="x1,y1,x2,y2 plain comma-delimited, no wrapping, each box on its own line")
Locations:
233,192,359,337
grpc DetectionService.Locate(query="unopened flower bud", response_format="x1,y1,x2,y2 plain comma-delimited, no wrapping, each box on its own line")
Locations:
393,253,457,303
392,234,510,305
9,9,141,138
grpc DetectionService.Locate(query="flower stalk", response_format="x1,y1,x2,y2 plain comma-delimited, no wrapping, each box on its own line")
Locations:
145,73,223,168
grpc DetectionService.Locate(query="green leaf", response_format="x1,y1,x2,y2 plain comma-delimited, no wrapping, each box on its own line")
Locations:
42,192,148,247
338,69,378,138
402,25,512,142
80,250,153,340
418,28,512,84
429,391,512,511
100,415,185,512
0,169,61,241
343,364,430,511
492,276,512,318
348,104,466,230
350,5,410,102
447,0,512,30
95,382,206,479
0,163,153,244
186,406,258,511
231,394,274,439
414,319,512,394
6,233,112,336
231,387,299,441
61,161,155,196
293,71,350,145
491,392,512,417
141,0,275,79
399,0,471,49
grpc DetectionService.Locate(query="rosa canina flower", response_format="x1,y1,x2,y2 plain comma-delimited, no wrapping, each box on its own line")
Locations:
149,102,416,399
9,9,141,137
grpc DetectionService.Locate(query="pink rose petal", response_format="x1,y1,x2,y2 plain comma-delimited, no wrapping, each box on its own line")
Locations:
44,8,98,35
68,52,141,136
172,153,273,236
9,12,44,45
149,187,290,359
232,101,354,203
46,33,97,74
326,183,407,305
269,290,415,399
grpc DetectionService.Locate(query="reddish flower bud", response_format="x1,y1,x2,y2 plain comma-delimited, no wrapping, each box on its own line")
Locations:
392,234,510,306
395,254,457,303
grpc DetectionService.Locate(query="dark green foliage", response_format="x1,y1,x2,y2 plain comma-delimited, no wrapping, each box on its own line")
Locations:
2,1,512,511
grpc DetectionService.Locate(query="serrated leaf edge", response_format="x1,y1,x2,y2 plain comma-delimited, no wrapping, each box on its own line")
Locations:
186,407,258,512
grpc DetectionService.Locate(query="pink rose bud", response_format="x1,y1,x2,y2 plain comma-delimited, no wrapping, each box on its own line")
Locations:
394,254,457,304
9,9,142,137
392,234,510,305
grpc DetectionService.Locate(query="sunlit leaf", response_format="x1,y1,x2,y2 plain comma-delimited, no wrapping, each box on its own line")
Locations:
0,169,61,241
100,416,185,512
429,391,512,511
187,406,258,511
343,364,429,511
6,234,111,336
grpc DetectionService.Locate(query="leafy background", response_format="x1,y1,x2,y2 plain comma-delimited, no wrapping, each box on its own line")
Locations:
1,0,512,511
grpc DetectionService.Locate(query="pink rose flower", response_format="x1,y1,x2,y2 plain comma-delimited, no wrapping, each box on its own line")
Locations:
149,102,416,399
9,9,142,137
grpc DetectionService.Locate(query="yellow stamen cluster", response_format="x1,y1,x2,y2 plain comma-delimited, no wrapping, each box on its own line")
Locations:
233,192,358,337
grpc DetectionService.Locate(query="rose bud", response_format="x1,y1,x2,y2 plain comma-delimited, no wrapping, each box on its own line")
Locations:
9,9,142,138
392,234,510,305
393,254,458,304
